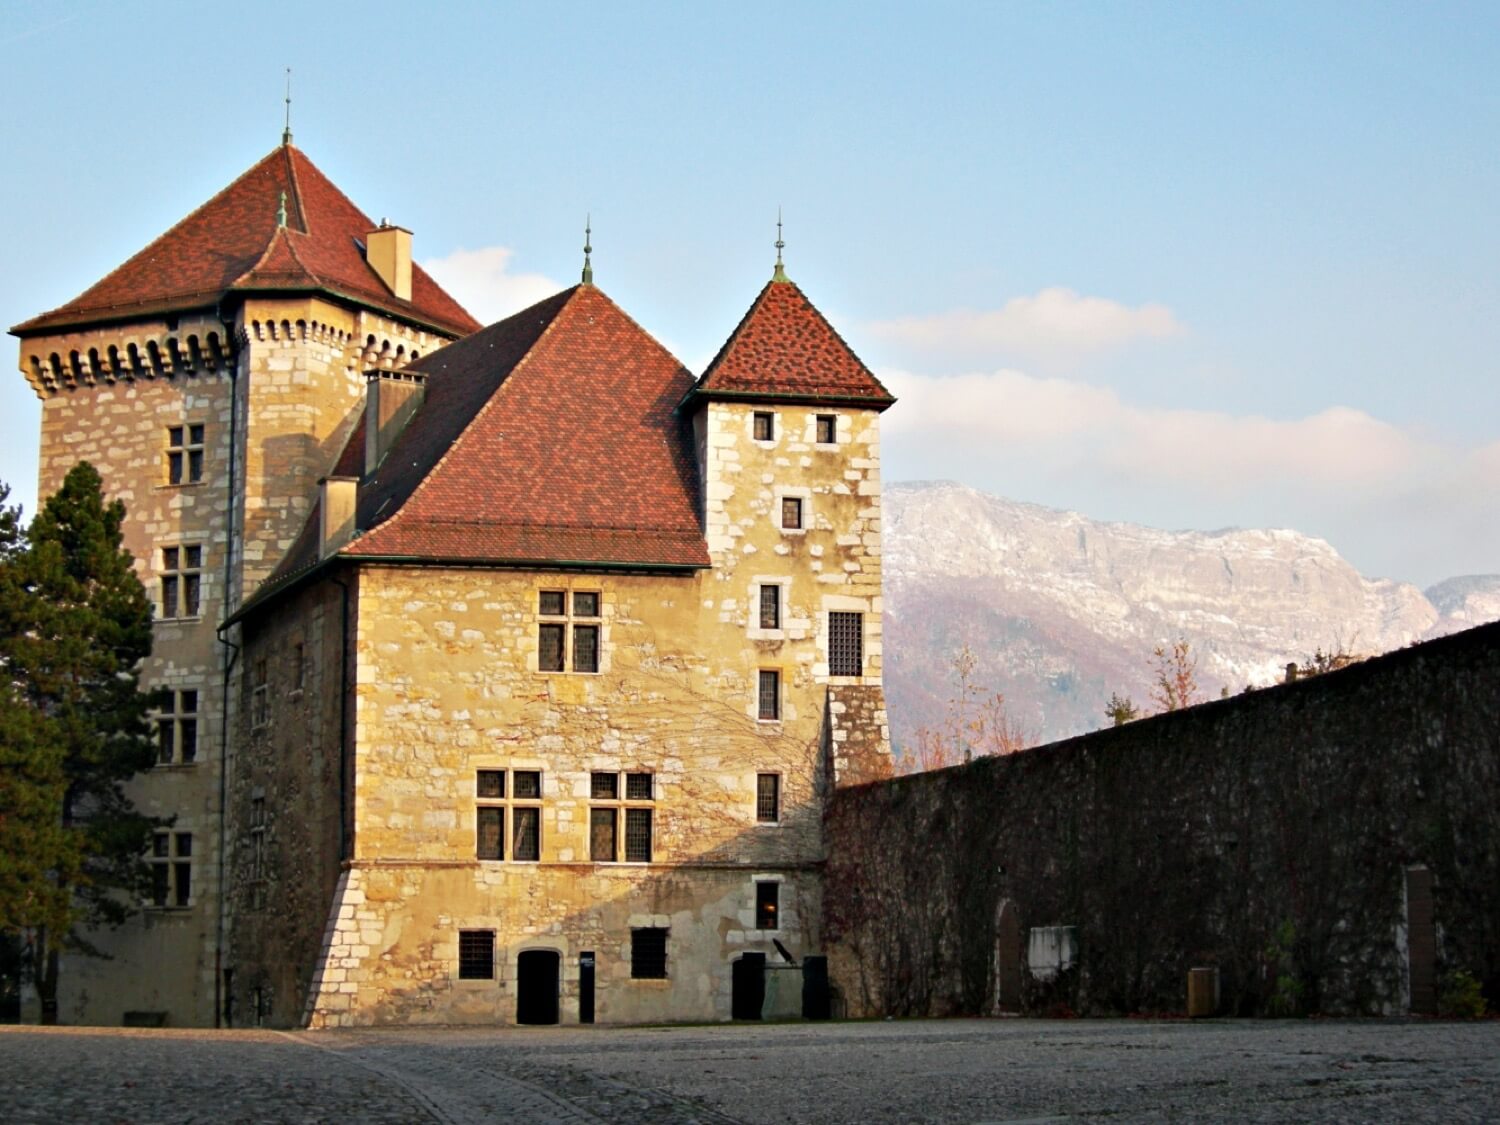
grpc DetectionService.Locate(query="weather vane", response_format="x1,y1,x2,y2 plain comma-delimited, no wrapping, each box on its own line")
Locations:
773,207,788,281
582,215,594,285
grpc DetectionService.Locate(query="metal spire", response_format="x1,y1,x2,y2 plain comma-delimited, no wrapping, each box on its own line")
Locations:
772,207,788,282
581,215,593,285
282,67,293,146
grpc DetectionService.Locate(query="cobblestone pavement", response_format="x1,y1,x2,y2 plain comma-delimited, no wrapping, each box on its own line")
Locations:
3,1018,1497,1123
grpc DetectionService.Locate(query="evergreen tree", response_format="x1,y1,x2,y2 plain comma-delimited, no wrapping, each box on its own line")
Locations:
0,465,157,1022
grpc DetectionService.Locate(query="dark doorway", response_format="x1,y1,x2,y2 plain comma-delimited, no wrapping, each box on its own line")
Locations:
994,898,1022,1013
1406,866,1437,1014
517,949,560,1025
732,952,766,1020
579,951,595,1024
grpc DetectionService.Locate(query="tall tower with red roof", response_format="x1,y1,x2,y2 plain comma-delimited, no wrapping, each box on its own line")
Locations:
11,137,477,1026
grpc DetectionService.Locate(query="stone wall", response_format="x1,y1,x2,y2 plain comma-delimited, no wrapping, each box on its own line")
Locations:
823,621,1500,1018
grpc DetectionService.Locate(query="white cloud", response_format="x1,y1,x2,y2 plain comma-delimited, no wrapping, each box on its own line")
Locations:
420,246,563,326
868,287,1184,364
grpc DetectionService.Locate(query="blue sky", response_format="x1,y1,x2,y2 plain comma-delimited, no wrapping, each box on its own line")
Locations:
3,1,1496,585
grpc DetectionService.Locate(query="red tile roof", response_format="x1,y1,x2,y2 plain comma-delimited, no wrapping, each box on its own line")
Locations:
344,285,708,569
12,144,479,338
690,276,894,409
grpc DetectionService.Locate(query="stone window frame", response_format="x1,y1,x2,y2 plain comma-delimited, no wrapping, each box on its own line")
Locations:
747,576,790,641
475,768,544,863
458,930,496,981
165,422,206,487
755,772,782,825
813,412,838,446
828,610,865,678
749,410,777,445
149,829,193,910
757,668,782,723
630,926,669,980
820,594,873,682
774,485,811,536
159,543,204,620
536,588,604,675
589,770,656,864
755,881,781,931
155,688,199,766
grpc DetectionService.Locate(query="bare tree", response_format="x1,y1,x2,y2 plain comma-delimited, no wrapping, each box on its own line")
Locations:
901,645,1031,773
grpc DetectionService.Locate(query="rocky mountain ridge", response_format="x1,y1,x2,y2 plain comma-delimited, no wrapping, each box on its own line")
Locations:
882,481,1498,750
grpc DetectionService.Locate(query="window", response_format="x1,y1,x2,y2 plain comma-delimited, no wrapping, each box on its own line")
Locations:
249,797,267,911
160,545,203,619
476,769,542,861
249,656,269,731
753,411,775,441
815,414,837,444
458,930,495,979
758,670,781,721
756,773,781,823
157,689,199,765
756,882,780,930
538,590,601,673
167,424,205,485
631,927,668,979
150,831,192,908
590,770,655,862
829,611,864,677
780,497,803,531
758,584,781,630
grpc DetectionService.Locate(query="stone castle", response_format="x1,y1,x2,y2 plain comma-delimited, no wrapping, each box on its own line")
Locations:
13,137,894,1027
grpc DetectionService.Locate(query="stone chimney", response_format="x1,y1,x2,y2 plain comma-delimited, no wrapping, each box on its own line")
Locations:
319,477,359,559
365,370,426,474
365,221,412,301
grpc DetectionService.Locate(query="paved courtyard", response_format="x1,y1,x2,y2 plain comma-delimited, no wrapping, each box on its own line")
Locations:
2,1018,1497,1123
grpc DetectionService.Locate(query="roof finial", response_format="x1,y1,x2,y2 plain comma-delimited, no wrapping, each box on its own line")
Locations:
772,207,788,282
581,215,594,285
276,190,288,229
282,67,293,146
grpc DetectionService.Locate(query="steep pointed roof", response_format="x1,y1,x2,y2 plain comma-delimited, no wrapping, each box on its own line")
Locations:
689,276,895,410
344,284,706,568
12,144,479,337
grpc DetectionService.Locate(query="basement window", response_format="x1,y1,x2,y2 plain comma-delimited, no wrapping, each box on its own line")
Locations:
458,930,495,979
631,927,668,979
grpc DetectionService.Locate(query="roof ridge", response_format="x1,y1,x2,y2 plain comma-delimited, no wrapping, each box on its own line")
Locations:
358,286,584,544
695,279,774,387
283,145,310,234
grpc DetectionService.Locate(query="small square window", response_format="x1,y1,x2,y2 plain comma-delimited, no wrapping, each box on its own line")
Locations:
631,927,668,979
756,773,781,823
756,882,779,930
625,772,653,801
753,412,774,441
573,591,599,618
458,930,495,979
477,771,505,798
539,590,565,616
781,497,803,530
513,771,541,799
758,584,781,630
816,414,836,444
591,772,618,800
758,670,781,722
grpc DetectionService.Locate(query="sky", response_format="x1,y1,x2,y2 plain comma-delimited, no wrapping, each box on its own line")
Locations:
2,0,1496,587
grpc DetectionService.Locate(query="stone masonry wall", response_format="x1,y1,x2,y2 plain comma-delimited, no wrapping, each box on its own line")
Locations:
823,621,1500,1018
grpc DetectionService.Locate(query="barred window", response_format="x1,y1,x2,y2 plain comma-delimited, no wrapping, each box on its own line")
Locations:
758,584,781,630
167,423,205,485
625,808,653,863
590,807,617,862
625,772,653,801
512,807,540,861
591,771,654,863
828,611,864,677
458,930,495,980
756,773,781,823
815,414,836,444
538,590,601,673
475,769,540,861
631,927,668,979
756,882,780,930
753,411,774,441
160,544,203,619
780,497,803,530
157,689,199,765
758,670,781,721
590,771,618,799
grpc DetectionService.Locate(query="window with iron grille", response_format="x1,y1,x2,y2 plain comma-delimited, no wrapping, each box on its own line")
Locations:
758,670,781,721
780,497,803,530
157,689,199,765
160,544,203,619
458,930,495,979
758,584,781,630
753,411,775,441
828,611,864,677
166,423,205,485
815,414,837,444
756,773,781,823
538,589,602,673
590,771,654,862
150,831,192,908
755,882,780,930
475,770,541,861
631,927,668,979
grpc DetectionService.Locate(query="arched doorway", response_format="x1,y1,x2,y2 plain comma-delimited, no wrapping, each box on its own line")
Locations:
993,898,1022,1013
517,949,560,1025
732,952,766,1020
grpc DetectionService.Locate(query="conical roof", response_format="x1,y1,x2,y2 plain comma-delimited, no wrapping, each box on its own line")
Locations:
12,144,479,337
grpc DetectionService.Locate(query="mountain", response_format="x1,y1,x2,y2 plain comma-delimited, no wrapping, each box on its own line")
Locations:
882,481,1498,751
